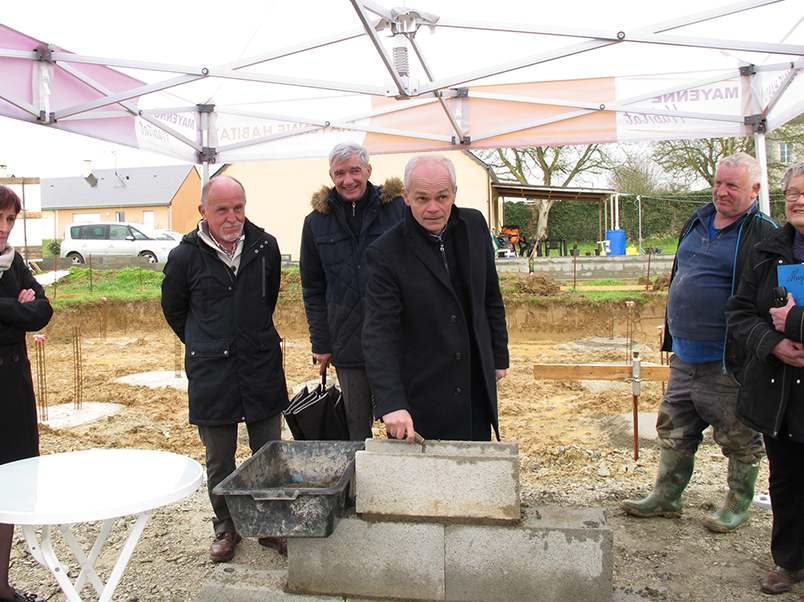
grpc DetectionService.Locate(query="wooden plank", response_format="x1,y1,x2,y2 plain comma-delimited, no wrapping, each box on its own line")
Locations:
20,211,43,219
559,285,647,291
533,364,670,381
0,177,40,185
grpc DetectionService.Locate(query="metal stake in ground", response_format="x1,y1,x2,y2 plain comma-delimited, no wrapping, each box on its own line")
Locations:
99,297,108,341
625,300,636,364
73,325,83,410
625,351,648,461
34,334,47,422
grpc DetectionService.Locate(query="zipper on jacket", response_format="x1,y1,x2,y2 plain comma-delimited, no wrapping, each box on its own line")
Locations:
352,201,356,217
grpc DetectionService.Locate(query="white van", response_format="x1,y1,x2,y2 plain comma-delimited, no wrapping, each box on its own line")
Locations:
60,222,180,264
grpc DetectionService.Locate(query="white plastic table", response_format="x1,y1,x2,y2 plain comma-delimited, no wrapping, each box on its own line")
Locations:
0,449,203,602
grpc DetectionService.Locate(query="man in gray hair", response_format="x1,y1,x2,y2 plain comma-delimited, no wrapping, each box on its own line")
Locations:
621,152,778,533
300,142,404,440
362,153,509,442
162,175,288,561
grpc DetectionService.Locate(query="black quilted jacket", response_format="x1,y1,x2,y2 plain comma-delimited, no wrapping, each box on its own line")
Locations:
300,178,404,368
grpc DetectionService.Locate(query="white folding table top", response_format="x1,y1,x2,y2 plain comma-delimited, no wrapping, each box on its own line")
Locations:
0,448,204,524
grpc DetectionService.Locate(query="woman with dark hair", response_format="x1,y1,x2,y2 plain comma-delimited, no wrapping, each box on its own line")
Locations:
726,162,804,599
0,185,52,602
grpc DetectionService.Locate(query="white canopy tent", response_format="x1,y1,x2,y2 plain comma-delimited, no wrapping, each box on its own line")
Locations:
0,0,802,213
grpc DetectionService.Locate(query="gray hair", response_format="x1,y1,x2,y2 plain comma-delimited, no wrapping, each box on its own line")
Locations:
718,152,762,187
200,175,246,207
782,162,804,191
404,154,457,191
328,142,369,170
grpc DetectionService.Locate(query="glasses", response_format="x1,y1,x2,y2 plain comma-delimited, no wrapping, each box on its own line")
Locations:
784,190,804,202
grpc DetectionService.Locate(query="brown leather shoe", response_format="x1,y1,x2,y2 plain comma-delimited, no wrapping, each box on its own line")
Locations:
258,536,288,555
210,532,241,562
761,566,804,594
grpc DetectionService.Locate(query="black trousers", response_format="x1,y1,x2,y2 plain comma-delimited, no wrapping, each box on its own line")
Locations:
197,415,281,534
334,366,374,441
765,427,804,571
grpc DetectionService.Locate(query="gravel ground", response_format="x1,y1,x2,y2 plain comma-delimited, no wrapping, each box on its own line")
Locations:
4,300,786,602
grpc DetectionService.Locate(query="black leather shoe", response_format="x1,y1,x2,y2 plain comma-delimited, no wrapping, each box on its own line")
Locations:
761,566,804,594
210,532,241,562
258,536,288,555
0,591,45,602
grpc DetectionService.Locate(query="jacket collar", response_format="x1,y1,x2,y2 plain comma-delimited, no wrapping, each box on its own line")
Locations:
310,177,403,215
403,205,462,287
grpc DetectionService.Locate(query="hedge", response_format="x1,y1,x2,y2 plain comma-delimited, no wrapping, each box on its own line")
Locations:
504,190,787,244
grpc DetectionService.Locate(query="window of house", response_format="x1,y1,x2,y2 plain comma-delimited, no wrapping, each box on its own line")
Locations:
116,211,125,222
780,143,794,163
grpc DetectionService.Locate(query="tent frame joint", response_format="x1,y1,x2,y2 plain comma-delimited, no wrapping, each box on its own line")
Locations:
739,64,756,76
35,45,53,63
37,111,55,124
199,146,217,163
452,135,471,145
744,114,767,134
196,103,215,113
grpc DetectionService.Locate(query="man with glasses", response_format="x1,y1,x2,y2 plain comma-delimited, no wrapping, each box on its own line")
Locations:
621,152,778,532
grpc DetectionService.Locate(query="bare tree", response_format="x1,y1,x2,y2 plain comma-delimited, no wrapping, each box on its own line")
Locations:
479,145,608,239
606,146,669,196
651,137,754,188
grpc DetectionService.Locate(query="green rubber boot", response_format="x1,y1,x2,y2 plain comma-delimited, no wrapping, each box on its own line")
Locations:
621,448,695,518
702,459,760,532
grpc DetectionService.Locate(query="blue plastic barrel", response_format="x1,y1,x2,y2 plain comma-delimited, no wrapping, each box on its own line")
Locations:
606,229,626,256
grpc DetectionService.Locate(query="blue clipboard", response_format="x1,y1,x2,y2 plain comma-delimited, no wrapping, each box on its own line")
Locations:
777,264,804,305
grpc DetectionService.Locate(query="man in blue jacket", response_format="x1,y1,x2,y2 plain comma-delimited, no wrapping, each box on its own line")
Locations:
162,175,288,562
300,142,404,440
621,152,778,532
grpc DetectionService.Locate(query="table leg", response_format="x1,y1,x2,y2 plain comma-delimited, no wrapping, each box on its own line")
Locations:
21,510,153,602
98,510,151,602
59,520,114,595
22,525,84,602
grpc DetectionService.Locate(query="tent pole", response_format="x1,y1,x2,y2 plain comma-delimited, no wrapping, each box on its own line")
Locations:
755,132,771,216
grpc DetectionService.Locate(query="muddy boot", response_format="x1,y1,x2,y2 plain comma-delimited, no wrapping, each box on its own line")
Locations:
621,448,694,518
702,459,759,532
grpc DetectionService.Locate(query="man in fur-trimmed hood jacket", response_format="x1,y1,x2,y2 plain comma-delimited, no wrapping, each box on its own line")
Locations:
300,142,404,440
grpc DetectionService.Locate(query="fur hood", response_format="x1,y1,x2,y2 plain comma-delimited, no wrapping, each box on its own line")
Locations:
310,177,403,214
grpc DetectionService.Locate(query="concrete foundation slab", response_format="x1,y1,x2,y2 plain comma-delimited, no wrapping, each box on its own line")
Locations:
198,566,332,602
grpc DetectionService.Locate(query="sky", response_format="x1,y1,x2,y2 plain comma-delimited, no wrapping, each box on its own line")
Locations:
0,0,799,180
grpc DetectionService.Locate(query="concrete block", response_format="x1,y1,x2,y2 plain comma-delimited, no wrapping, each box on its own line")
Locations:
355,441,520,521
288,517,445,600
363,438,518,456
198,566,333,602
444,507,612,602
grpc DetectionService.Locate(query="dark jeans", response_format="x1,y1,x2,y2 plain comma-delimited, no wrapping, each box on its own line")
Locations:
765,427,804,571
197,415,281,534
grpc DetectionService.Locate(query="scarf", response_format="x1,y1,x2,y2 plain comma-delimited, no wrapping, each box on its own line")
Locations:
0,243,14,279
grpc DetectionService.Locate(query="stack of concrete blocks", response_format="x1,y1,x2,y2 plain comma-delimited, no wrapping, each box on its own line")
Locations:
288,439,613,602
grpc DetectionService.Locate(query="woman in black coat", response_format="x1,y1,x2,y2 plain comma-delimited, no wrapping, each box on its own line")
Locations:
0,185,52,602
726,162,804,599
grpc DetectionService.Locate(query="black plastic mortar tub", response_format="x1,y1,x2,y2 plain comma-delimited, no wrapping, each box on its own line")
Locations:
213,440,365,537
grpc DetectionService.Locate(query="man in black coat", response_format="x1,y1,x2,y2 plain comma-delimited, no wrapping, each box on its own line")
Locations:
300,142,404,440
161,175,288,562
363,154,509,442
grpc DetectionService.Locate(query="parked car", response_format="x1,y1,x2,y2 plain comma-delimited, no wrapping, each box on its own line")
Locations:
60,222,180,264
155,228,184,241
